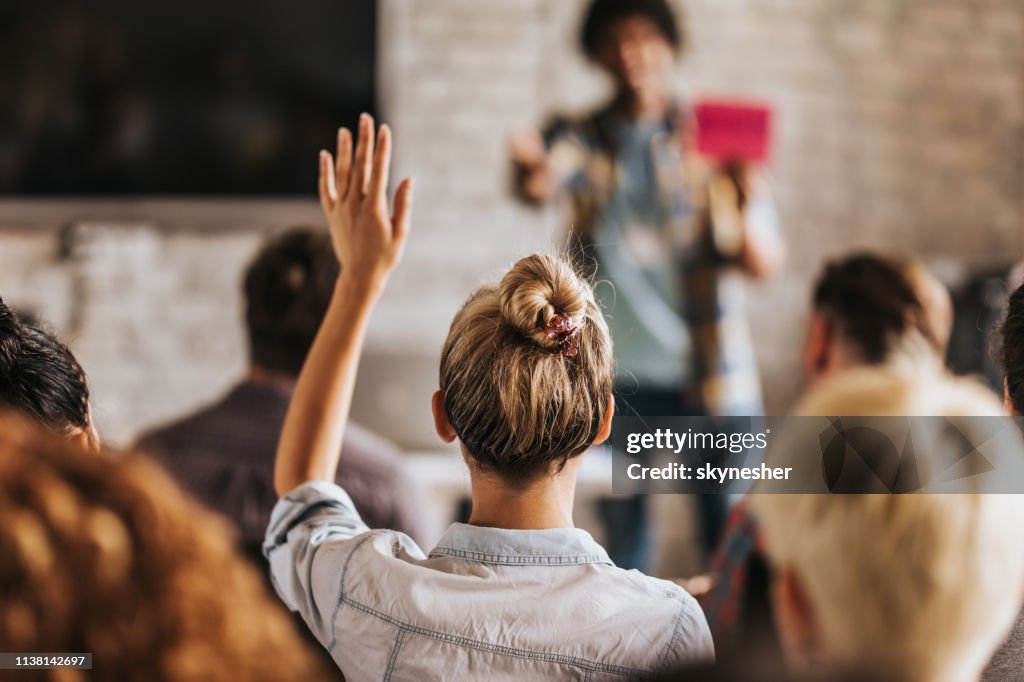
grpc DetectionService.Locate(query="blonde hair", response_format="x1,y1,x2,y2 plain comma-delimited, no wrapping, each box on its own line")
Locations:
752,369,1024,681
439,254,613,483
0,412,331,681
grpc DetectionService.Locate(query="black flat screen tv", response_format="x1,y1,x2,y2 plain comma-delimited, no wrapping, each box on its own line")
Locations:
0,0,376,196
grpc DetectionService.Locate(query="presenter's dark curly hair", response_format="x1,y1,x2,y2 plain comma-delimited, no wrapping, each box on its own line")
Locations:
580,0,684,59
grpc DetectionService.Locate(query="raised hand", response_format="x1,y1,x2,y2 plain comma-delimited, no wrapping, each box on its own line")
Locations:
274,115,413,495
319,113,413,299
509,129,555,204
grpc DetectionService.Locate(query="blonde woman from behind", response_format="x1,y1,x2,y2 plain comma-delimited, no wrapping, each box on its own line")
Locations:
265,115,713,681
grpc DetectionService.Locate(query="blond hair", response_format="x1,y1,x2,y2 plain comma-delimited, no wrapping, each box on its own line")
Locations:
439,254,613,483
0,412,331,682
752,369,1024,681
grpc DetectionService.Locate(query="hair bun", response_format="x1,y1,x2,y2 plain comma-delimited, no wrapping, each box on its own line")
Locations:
0,298,24,379
498,254,590,351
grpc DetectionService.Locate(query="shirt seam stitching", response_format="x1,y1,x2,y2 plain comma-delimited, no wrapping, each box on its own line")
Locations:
657,593,689,671
339,594,645,677
383,629,406,682
327,533,378,651
429,547,612,566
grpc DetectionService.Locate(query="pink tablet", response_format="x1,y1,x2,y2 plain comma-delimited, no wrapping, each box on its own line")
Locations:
694,100,774,164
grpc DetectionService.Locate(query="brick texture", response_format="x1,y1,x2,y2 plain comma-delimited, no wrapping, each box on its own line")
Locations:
1,0,1022,446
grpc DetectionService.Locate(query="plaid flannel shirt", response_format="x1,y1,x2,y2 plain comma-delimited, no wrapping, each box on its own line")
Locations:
703,501,764,646
543,103,770,416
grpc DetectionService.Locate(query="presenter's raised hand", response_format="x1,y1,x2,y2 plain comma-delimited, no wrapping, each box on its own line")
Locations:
319,113,413,299
510,129,555,204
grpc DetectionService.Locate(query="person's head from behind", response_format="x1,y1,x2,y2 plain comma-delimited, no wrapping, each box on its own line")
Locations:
434,254,614,493
752,370,1024,682
0,298,96,449
999,283,1024,415
581,0,682,100
804,253,952,387
0,412,330,681
244,227,339,380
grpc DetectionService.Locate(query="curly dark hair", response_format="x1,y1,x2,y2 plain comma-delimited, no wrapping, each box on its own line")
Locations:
999,283,1024,413
0,298,91,435
580,0,684,60
244,227,340,377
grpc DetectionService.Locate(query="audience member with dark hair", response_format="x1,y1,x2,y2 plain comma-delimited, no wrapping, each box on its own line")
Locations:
0,411,332,681
137,227,429,561
701,253,953,655
999,282,1024,416
511,0,785,572
0,297,97,448
265,116,713,681
804,253,952,382
982,280,1024,682
244,227,342,377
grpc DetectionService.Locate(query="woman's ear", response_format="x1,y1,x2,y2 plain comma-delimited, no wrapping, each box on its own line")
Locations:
592,396,615,446
1004,378,1018,416
69,424,100,452
432,390,457,443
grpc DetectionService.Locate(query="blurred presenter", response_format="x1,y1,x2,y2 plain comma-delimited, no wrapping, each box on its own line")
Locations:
511,0,785,571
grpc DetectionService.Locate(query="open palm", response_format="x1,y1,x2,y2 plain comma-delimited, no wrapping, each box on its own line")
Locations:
319,113,413,298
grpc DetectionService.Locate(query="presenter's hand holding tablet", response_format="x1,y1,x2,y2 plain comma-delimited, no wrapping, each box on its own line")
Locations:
695,100,784,276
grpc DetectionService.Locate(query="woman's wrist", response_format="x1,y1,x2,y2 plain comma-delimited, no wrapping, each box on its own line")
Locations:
334,273,387,308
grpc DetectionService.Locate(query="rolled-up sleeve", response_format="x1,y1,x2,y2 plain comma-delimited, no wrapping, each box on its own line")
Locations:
262,480,372,642
661,591,716,670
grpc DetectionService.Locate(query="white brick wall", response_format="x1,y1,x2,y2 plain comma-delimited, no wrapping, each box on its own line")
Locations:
1,0,1022,446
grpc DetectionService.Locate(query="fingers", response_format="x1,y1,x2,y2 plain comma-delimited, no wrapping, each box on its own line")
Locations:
318,150,337,210
368,124,392,210
350,113,375,201
510,129,545,166
391,178,414,242
325,115,410,243
335,127,353,200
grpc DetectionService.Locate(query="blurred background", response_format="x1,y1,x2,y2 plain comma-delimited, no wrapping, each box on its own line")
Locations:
0,0,1022,563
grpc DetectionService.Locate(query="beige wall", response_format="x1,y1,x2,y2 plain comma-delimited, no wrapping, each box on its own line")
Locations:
1,0,1022,447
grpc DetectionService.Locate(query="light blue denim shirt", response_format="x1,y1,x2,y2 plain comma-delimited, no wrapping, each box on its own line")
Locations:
264,481,714,681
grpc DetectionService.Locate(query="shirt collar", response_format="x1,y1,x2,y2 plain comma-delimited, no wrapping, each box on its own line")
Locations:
430,523,614,567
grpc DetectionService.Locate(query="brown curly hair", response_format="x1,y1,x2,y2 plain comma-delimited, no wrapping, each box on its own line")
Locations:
0,412,333,681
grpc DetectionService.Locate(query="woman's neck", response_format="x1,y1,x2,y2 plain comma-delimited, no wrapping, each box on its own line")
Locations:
466,464,579,530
